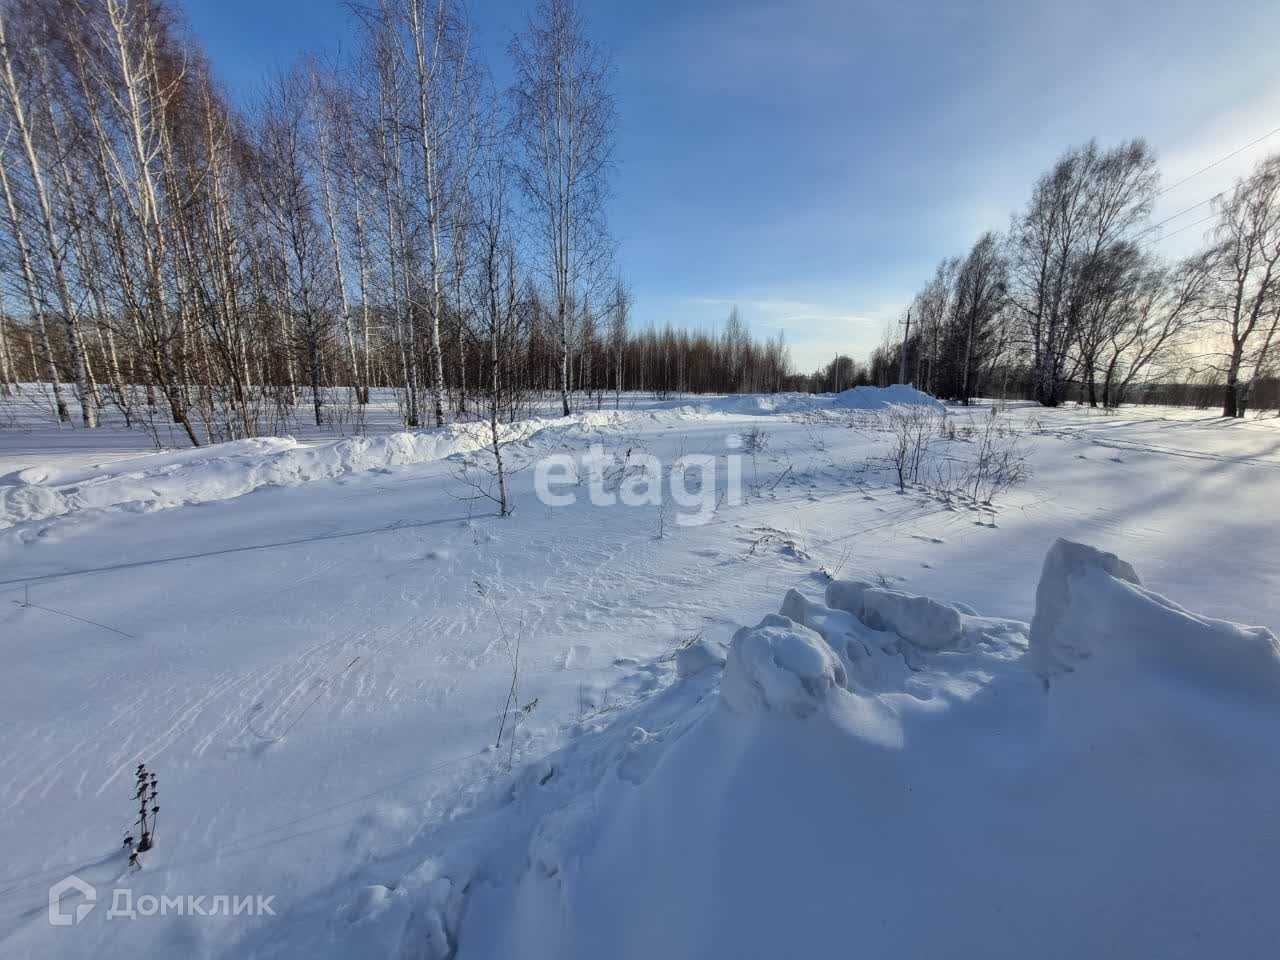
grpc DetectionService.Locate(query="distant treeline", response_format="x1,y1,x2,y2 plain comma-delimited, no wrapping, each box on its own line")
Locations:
841,140,1280,417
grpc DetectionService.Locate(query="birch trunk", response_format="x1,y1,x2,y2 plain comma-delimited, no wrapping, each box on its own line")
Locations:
0,17,95,426
0,124,67,420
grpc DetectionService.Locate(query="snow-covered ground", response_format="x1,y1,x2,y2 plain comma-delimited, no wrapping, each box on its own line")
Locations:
1,389,1278,959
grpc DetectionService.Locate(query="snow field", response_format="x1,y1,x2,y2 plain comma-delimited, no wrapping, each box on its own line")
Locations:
0,386,944,533
1,393,1278,959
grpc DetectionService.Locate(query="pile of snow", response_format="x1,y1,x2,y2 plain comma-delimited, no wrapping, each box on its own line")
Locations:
719,613,847,716
449,538,1280,959
0,413,622,530
1030,538,1280,695
822,577,965,648
831,382,946,411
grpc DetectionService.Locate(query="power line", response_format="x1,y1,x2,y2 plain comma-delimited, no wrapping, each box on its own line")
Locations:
1141,165,1275,240
1141,211,1218,248
1155,124,1280,199
1138,144,1280,246
1141,194,1219,236
1137,185,1231,242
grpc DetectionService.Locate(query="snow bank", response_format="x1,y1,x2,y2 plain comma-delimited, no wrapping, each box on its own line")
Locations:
0,389,952,530
831,383,945,412
0,429,480,529
0,414,615,530
456,539,1280,959
1031,537,1280,696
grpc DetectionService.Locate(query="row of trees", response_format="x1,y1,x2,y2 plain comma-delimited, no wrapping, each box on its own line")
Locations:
0,0,738,443
5,0,1272,432
0,0,800,442
868,140,1280,415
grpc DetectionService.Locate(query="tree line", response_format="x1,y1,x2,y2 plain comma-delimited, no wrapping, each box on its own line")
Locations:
0,0,789,443
2,0,1275,436
860,139,1280,416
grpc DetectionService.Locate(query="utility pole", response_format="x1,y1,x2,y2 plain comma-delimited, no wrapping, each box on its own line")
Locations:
898,308,912,385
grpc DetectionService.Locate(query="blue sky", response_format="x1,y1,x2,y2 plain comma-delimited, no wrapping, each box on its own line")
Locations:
186,0,1280,371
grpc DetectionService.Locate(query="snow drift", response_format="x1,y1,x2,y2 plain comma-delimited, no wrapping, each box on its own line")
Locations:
0,430,489,530
0,412,624,531
455,538,1280,960
1030,537,1280,696
0,390,947,531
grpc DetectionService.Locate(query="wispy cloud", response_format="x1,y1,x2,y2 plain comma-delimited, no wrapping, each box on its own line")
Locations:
613,0,1280,368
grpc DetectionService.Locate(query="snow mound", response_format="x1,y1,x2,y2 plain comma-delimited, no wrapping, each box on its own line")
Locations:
720,613,847,715
457,539,1280,959
830,383,945,411
1031,537,1280,695
825,578,963,649
0,414,606,530
780,588,869,659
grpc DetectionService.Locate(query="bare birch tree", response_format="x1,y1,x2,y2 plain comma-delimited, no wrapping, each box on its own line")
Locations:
405,0,477,427
465,141,522,515
1008,139,1157,406
1204,153,1280,418
509,0,614,417
0,11,95,426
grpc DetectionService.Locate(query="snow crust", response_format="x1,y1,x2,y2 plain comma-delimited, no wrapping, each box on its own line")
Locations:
674,635,727,678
